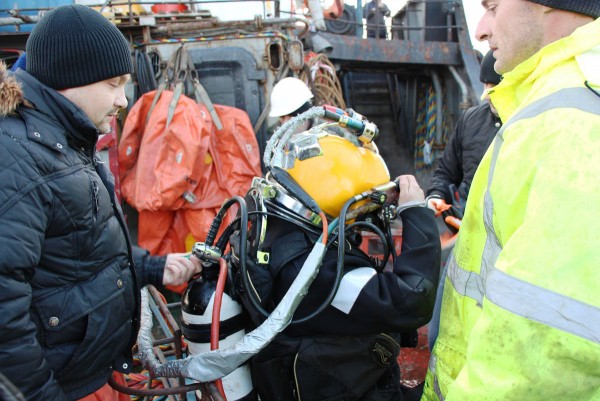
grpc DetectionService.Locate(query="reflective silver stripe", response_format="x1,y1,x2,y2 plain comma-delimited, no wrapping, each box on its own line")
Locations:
433,375,445,401
486,267,600,344
330,267,376,314
447,86,600,305
428,353,437,374
480,130,503,283
482,87,600,345
446,252,484,306
432,86,600,399
506,87,600,122
428,355,446,401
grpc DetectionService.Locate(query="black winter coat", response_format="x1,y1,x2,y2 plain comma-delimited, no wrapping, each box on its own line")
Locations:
248,206,440,401
426,102,502,203
269,207,440,336
0,65,165,400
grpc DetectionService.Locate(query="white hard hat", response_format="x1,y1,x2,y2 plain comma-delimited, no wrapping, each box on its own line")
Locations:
268,77,314,118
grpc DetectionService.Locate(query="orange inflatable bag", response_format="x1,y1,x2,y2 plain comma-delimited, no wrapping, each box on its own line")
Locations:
118,89,212,211
118,46,261,295
134,104,261,256
191,104,263,210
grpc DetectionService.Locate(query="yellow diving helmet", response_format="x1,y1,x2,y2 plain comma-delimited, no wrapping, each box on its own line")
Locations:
284,132,390,218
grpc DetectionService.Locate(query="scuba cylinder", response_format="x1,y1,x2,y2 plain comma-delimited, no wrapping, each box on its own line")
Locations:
181,266,256,401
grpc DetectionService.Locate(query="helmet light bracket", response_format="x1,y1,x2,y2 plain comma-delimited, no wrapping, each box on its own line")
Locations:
280,132,324,169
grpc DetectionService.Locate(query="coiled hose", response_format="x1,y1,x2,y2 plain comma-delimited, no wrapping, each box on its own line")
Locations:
300,53,346,109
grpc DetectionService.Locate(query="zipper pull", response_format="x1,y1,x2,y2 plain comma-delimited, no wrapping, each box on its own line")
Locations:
92,181,100,213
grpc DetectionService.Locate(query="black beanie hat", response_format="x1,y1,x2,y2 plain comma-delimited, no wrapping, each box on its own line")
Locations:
526,0,600,18
26,4,133,90
479,50,502,85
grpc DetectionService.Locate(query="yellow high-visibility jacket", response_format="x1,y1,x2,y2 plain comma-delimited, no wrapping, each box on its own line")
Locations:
422,18,600,401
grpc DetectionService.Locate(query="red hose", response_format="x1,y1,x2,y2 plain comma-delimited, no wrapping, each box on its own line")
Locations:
319,211,328,244
211,258,228,400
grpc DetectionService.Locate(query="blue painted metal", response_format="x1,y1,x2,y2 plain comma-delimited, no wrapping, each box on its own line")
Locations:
355,0,363,38
0,0,72,33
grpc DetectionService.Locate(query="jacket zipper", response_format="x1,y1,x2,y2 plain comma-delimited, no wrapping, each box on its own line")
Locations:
91,180,99,242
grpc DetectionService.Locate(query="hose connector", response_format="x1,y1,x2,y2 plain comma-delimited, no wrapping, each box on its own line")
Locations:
192,242,223,265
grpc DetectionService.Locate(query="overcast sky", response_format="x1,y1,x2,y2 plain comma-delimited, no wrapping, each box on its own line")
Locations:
200,0,489,53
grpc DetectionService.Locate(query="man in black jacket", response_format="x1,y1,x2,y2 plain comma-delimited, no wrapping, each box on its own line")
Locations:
0,5,201,401
426,50,502,220
363,0,391,39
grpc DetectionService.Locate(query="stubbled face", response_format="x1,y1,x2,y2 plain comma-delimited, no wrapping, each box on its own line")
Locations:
475,0,545,74
59,74,130,134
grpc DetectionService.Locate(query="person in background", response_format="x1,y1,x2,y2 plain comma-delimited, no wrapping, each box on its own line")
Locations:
10,52,26,72
0,5,201,401
268,76,314,129
424,49,502,351
421,1,600,400
426,49,502,227
363,0,391,39
268,76,361,144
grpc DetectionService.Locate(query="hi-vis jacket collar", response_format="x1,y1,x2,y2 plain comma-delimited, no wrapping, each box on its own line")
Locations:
490,18,600,122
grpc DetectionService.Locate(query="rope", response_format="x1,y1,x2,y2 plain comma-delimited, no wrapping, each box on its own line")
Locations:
414,80,450,171
414,82,437,170
414,81,428,169
299,52,346,109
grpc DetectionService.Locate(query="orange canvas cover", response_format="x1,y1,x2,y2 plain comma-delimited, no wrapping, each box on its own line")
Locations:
135,105,260,254
139,208,231,294
120,94,261,285
119,89,212,211
191,104,263,209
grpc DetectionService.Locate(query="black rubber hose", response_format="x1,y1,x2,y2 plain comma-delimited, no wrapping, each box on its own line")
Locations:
344,220,390,273
383,205,398,266
134,49,158,101
291,197,357,324
206,196,246,246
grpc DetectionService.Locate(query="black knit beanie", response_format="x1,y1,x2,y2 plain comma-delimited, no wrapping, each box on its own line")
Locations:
26,4,133,90
479,50,502,85
526,0,600,18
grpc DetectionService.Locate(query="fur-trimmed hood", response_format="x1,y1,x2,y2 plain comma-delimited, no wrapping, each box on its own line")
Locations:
0,60,25,117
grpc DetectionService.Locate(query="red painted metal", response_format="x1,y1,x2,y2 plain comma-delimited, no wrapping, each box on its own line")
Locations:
95,118,122,203
398,326,430,387
358,228,403,264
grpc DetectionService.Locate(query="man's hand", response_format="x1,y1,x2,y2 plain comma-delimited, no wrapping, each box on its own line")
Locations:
162,253,202,286
426,196,443,213
395,175,426,214
426,196,452,217
397,175,424,205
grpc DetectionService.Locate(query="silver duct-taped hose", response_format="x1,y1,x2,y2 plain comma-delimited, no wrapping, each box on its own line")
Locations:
264,106,325,168
138,287,185,377
137,242,327,382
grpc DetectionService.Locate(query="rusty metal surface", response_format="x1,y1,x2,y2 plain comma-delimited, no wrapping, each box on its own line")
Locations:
452,1,484,101
319,32,460,66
